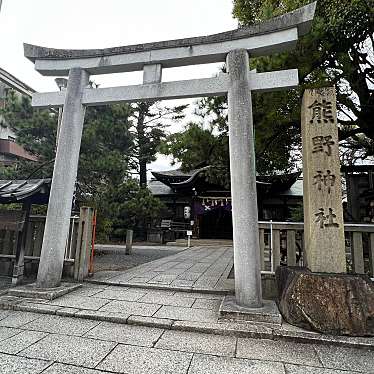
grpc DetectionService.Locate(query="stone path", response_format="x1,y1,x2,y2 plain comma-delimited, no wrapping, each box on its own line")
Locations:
90,246,234,292
94,244,184,272
0,307,373,373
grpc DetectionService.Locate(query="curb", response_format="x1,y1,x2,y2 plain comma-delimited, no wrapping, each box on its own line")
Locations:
85,279,233,295
1,298,373,350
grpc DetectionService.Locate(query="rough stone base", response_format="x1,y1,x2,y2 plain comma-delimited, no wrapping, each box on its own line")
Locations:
219,296,282,324
276,266,374,336
7,282,81,300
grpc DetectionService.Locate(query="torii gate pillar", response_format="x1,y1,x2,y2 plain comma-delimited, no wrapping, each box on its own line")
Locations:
227,49,262,307
36,68,89,288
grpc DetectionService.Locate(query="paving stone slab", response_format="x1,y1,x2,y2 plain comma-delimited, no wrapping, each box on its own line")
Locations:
144,289,176,297
0,310,10,320
98,298,162,316
130,277,156,284
188,354,286,374
68,287,105,297
127,315,174,329
82,283,109,289
22,314,99,336
0,311,41,328
170,280,195,287
285,364,352,374
154,305,218,323
172,320,274,339
85,321,164,347
148,274,178,285
138,293,195,307
315,345,374,373
192,298,222,310
75,310,130,324
174,292,223,300
236,338,321,367
93,288,147,302
48,296,109,311
7,282,81,300
0,326,22,341
0,330,47,354
14,302,62,314
176,272,202,281
56,307,80,317
155,330,236,357
43,362,113,374
97,344,192,374
20,333,117,368
0,352,51,374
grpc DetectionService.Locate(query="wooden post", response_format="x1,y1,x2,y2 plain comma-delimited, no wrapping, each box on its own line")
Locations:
259,229,265,270
286,230,296,266
352,232,364,274
272,229,281,272
369,233,374,277
74,207,94,281
301,87,346,273
12,203,31,285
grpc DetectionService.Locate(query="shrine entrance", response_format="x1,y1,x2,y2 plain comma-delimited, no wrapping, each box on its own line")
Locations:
199,207,233,240
24,2,316,308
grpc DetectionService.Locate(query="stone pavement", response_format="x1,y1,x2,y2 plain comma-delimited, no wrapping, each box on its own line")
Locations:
0,307,373,373
0,245,373,373
89,246,234,292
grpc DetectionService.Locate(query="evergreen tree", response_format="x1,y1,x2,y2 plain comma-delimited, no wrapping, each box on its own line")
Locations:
130,102,187,186
0,92,166,240
233,0,374,164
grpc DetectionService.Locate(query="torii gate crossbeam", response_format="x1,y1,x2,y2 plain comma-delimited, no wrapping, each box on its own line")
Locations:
24,2,316,309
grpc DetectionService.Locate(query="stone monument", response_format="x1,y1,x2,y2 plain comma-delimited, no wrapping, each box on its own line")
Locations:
301,87,346,273
276,87,374,336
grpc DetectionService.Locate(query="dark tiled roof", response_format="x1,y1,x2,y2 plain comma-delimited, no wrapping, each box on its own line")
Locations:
148,179,176,196
0,179,51,204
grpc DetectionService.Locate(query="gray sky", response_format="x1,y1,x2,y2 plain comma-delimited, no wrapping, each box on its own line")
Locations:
0,0,237,172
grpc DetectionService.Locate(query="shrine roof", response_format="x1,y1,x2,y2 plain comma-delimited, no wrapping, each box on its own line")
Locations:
0,179,51,205
24,2,316,62
148,179,177,197
151,167,302,196
279,178,303,197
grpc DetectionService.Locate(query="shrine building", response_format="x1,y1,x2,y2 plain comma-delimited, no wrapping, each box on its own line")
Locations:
149,167,303,239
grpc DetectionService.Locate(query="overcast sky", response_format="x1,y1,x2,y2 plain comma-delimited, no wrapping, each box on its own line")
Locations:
0,0,237,173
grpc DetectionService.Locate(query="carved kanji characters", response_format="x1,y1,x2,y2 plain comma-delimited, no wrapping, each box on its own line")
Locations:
324,170,336,194
315,208,327,228
308,99,334,124
315,207,340,229
312,135,335,156
313,170,336,193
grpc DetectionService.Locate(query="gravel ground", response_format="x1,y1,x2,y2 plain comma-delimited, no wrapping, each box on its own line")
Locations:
93,244,184,273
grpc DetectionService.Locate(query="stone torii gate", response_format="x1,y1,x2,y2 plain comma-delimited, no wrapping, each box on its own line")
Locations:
24,2,316,308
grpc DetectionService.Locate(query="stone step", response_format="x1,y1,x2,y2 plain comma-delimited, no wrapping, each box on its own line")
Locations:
0,290,373,350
